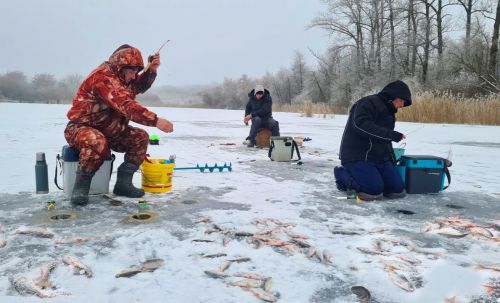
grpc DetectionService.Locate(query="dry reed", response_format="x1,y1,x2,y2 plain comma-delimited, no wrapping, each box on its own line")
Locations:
274,102,336,118
397,92,500,125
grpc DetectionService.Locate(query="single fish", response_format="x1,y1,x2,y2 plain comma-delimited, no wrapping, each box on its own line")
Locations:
140,258,164,272
115,267,142,278
474,263,500,272
54,236,90,244
246,288,278,302
387,270,414,292
194,216,211,224
204,270,229,279
357,247,389,256
368,227,390,234
234,231,254,237
9,274,56,298
15,227,55,238
483,284,496,294
331,229,363,235
395,255,422,266
227,257,251,263
222,238,231,246
0,236,6,248
62,255,93,278
263,277,273,292
290,238,311,248
285,231,310,239
219,260,232,272
192,239,216,243
469,227,494,238
201,253,227,259
351,286,371,303
35,261,58,289
381,259,418,273
430,227,468,238
251,218,268,226
228,279,264,288
233,272,269,281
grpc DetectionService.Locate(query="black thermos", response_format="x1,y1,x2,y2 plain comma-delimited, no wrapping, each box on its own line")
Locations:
35,152,49,194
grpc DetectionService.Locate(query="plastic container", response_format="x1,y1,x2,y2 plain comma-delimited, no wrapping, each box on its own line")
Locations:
60,146,114,196
393,147,405,161
141,158,175,193
269,136,301,162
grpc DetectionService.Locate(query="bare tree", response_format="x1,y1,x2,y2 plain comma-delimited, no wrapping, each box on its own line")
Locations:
489,0,500,82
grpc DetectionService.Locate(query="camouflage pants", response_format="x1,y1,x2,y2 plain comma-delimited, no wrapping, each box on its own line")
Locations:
64,122,149,173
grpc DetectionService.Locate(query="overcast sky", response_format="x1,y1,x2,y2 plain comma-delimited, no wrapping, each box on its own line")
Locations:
0,0,330,86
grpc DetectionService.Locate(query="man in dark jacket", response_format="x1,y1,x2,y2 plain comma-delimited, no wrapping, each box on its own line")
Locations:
243,84,280,147
334,80,411,201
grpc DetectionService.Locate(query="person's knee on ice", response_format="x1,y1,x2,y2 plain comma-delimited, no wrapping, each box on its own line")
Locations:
337,80,411,201
359,181,384,198
334,166,361,192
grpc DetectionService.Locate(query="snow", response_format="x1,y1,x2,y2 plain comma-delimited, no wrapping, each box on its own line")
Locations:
0,103,499,302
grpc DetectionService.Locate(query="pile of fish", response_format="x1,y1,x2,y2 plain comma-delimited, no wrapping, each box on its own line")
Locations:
194,216,332,265
3,225,165,298
192,216,336,302
8,255,92,298
421,216,499,242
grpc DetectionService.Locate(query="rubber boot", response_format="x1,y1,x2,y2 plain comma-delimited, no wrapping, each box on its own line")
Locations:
71,169,94,206
113,162,145,198
357,192,383,201
384,190,407,199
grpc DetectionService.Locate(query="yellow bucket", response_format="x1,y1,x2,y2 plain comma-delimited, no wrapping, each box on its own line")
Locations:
141,158,175,193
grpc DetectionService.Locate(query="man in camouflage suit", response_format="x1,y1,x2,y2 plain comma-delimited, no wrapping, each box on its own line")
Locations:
65,44,173,206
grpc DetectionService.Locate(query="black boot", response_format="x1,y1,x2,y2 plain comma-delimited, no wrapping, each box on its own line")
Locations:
71,169,94,206
113,162,145,198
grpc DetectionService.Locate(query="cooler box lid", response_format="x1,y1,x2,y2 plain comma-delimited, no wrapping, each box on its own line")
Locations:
400,155,446,169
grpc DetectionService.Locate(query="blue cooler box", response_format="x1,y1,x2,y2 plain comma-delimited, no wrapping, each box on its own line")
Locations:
397,155,450,194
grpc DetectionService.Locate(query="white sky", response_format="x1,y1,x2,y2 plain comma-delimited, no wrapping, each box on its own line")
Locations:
0,0,330,86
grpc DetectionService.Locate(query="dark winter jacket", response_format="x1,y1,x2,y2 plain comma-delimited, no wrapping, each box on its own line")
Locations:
339,80,412,164
245,89,273,119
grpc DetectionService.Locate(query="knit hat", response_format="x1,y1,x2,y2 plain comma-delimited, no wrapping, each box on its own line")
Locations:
254,84,265,95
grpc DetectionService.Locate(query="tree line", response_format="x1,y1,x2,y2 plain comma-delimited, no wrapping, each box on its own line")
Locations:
0,71,83,103
201,0,500,112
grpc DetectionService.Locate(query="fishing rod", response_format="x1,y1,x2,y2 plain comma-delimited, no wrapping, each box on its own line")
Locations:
404,125,425,137
143,40,170,73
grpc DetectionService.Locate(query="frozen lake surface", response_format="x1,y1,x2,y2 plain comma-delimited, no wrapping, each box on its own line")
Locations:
0,103,499,302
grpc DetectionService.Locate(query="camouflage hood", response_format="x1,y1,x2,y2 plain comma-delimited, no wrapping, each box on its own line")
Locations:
108,44,145,73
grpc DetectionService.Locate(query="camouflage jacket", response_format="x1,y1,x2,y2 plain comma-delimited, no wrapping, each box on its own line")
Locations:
67,45,158,138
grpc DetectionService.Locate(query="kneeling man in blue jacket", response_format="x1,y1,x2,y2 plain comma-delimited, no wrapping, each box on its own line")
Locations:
334,80,411,201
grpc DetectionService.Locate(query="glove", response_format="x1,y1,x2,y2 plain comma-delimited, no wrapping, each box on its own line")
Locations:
390,131,404,142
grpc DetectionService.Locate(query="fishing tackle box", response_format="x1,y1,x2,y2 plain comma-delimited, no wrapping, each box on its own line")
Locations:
396,155,451,194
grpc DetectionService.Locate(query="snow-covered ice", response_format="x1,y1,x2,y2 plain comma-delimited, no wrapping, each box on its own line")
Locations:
0,103,499,302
